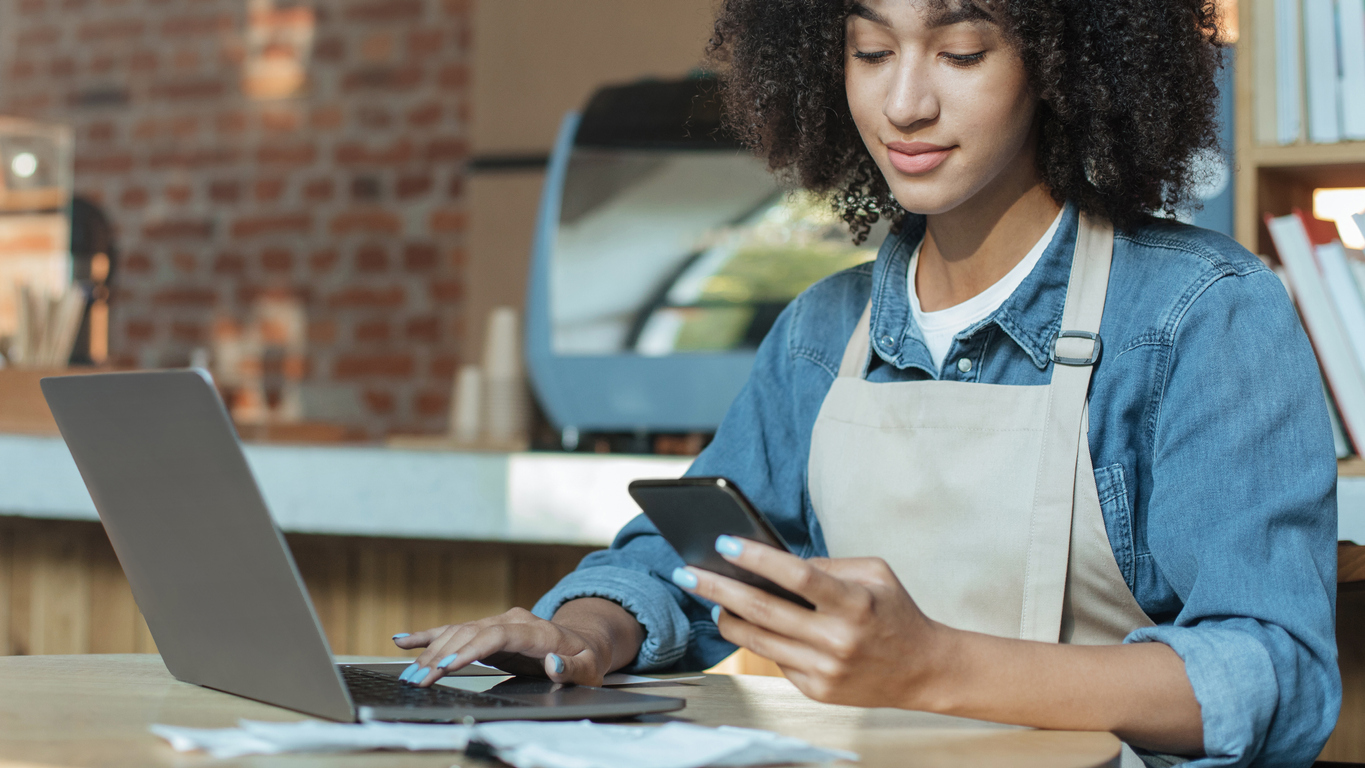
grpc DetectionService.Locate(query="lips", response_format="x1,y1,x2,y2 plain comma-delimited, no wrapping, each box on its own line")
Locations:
885,141,953,175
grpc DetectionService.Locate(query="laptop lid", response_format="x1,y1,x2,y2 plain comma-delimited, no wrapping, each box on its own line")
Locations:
41,369,357,721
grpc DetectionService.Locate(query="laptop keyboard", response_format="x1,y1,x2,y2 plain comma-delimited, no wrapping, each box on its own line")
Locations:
341,665,532,709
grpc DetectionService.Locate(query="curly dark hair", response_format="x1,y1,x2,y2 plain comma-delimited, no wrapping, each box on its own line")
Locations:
707,0,1225,242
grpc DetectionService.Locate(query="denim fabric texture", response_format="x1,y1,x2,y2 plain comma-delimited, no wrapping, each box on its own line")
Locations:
531,204,1341,767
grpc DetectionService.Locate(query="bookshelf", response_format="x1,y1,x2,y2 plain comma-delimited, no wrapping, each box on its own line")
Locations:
1233,1,1365,253
1233,1,1365,478
1235,4,1365,761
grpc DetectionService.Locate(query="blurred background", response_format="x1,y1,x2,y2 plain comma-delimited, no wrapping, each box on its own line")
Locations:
0,0,1237,449
6,0,1321,697
0,0,726,443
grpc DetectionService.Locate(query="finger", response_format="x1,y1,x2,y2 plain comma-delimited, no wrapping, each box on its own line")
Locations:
419,623,569,685
712,536,855,610
680,566,832,646
713,609,824,675
543,648,602,686
395,606,547,651
407,624,484,684
405,608,547,678
392,625,453,650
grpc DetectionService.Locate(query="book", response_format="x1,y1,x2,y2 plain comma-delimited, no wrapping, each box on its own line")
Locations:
1277,0,1305,144
1315,240,1365,371
1267,211,1365,449
1272,264,1357,456
1255,0,1281,145
1304,0,1342,143
1340,0,1365,139
1326,380,1355,457
1271,264,1355,456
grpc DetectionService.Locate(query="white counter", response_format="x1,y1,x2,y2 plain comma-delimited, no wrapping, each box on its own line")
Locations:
3,433,1363,546
0,434,691,546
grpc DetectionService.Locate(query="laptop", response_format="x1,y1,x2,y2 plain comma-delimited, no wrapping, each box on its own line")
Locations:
40,369,685,723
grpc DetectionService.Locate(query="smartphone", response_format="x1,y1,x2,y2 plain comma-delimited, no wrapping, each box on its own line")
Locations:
627,477,814,609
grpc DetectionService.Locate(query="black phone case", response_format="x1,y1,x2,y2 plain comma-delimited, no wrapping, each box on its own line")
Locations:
627,477,815,609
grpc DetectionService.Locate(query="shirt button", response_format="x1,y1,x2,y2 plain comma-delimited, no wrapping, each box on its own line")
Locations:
957,357,973,373
880,335,896,350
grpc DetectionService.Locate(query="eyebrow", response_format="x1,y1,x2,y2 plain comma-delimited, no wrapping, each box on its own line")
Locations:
847,2,891,27
927,3,996,28
846,1,996,29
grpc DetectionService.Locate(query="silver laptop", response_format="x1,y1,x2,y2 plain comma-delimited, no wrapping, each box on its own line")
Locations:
41,369,684,723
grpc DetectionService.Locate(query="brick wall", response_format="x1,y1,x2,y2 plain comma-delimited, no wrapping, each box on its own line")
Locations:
0,0,471,437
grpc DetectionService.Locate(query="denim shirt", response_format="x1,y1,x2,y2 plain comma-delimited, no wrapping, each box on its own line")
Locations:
533,204,1341,767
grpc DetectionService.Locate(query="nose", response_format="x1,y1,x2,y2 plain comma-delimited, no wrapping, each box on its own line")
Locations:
882,57,940,130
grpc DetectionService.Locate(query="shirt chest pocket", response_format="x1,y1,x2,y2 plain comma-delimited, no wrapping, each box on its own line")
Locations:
1093,463,1136,591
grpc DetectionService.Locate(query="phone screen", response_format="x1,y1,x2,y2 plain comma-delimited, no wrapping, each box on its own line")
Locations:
628,477,814,609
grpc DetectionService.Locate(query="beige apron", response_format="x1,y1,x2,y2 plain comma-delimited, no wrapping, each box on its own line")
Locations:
808,215,1160,764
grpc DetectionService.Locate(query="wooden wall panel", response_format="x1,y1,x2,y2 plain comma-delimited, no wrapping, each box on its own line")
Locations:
33,530,89,655
351,545,408,656
8,523,34,656
0,518,594,659
290,535,350,652
511,545,590,611
0,523,10,656
1321,584,1365,762
84,539,135,655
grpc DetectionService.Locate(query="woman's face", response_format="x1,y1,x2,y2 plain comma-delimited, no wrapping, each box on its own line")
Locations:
845,0,1039,215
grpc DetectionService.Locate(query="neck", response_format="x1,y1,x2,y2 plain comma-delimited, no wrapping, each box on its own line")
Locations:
916,171,1061,313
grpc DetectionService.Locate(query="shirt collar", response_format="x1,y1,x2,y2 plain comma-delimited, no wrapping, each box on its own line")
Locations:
867,201,1079,374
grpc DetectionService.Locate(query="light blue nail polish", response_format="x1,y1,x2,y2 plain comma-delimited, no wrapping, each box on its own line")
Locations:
711,605,722,624
548,653,565,675
671,567,698,589
399,662,419,682
715,535,744,557
392,633,410,640
437,654,458,668
414,667,431,684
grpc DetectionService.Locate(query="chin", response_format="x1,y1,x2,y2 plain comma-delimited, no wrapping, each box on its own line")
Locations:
886,184,974,217
876,161,978,216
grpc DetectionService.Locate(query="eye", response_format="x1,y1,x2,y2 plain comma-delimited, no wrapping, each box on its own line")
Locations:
851,49,893,63
942,51,987,67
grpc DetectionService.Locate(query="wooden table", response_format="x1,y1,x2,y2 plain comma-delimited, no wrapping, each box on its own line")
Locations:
0,654,1121,768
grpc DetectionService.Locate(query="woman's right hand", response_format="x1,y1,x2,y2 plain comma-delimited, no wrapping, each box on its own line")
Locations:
390,597,643,688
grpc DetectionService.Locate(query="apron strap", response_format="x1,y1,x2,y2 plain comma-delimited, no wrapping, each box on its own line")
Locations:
837,303,874,379
1019,213,1115,642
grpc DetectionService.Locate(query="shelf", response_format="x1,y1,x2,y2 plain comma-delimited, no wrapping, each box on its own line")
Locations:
1228,0,1365,250
1245,141,1365,168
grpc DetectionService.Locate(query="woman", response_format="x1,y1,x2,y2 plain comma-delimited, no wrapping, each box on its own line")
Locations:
394,1,1340,764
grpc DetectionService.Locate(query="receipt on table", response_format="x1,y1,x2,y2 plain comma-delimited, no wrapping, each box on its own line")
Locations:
150,719,857,767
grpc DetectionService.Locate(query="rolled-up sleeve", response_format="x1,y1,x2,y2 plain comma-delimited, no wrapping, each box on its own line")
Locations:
1135,268,1340,766
532,540,694,671
535,296,823,671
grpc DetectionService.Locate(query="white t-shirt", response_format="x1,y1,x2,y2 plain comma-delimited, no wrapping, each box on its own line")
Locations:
908,211,1063,372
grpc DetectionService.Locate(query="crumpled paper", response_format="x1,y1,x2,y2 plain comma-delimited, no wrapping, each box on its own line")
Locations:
150,719,858,767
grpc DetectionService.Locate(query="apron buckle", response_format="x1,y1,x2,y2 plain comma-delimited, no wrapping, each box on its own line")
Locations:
1051,330,1102,366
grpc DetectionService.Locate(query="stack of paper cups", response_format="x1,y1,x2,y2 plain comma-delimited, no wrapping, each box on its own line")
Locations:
449,364,482,444
482,306,528,445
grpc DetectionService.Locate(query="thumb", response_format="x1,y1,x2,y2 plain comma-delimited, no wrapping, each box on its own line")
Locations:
544,650,604,686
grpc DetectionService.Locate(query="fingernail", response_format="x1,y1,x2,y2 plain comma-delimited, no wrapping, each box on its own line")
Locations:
392,633,410,640
399,662,419,682
671,567,698,589
437,654,458,668
711,605,722,624
414,667,431,684
715,535,744,557
547,653,565,675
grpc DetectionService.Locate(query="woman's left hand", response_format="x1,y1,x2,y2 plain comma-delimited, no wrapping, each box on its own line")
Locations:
673,536,951,709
